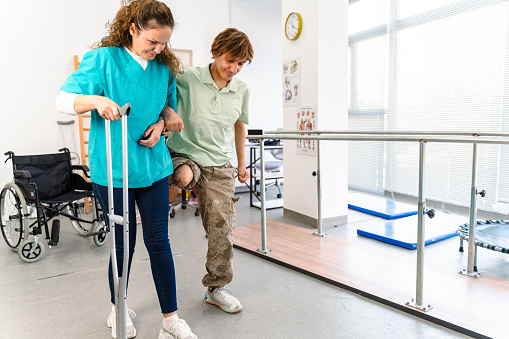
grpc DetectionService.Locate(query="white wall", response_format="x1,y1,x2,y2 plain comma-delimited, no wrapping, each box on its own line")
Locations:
229,0,283,132
282,0,349,223
167,0,229,67
0,0,121,185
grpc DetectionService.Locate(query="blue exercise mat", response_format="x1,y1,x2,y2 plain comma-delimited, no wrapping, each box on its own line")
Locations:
348,193,418,219
357,212,466,250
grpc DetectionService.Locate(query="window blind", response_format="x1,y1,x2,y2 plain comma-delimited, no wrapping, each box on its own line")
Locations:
348,0,509,212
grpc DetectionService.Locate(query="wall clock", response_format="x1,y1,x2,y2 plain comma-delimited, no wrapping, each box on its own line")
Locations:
285,12,303,41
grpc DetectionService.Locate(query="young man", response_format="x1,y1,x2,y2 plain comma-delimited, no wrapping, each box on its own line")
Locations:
163,28,254,313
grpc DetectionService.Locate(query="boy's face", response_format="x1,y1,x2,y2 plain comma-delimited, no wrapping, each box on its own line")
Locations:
212,52,247,82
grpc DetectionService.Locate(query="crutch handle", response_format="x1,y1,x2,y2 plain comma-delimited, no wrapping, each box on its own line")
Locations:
118,104,131,117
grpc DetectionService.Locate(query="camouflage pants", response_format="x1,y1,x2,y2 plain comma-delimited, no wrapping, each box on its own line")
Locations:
168,150,238,288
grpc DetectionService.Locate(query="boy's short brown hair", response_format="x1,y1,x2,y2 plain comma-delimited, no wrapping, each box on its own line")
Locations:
211,28,254,63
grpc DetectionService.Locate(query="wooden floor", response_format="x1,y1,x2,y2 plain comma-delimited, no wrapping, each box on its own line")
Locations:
233,220,509,339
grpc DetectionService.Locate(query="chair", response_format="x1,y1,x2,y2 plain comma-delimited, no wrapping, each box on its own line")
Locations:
169,189,200,218
253,147,284,199
0,148,107,263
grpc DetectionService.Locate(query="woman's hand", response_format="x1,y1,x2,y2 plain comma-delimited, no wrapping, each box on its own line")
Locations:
94,96,121,121
74,95,121,121
137,120,165,148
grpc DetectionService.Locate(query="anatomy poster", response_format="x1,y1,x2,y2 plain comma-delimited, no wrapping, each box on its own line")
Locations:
296,105,317,156
282,57,301,106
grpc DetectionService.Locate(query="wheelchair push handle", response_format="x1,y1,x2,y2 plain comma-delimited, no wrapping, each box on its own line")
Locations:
4,151,14,163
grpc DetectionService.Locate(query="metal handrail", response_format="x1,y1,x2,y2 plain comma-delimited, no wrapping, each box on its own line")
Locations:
248,130,509,312
266,130,509,137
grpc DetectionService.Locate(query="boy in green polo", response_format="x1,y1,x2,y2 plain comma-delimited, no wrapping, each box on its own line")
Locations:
163,28,254,313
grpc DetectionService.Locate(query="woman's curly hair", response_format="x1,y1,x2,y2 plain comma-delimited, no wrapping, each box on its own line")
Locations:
92,0,181,77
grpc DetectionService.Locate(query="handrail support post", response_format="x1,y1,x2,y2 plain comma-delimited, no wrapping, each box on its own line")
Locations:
406,140,433,312
459,143,481,278
257,139,272,254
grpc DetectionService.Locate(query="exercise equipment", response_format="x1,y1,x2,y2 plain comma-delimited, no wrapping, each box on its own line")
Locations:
348,192,418,219
357,211,466,249
457,220,509,253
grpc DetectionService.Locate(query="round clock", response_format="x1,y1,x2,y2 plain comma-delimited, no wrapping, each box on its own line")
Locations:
285,12,303,41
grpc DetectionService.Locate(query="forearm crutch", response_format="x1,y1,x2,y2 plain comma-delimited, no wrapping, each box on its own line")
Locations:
105,103,131,339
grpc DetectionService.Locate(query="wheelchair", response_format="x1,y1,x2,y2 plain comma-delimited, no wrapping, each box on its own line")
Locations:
0,148,107,263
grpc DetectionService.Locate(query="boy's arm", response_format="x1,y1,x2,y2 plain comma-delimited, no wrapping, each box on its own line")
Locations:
160,106,184,132
235,120,249,183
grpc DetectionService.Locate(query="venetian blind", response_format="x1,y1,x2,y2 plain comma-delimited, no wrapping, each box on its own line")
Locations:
348,0,509,212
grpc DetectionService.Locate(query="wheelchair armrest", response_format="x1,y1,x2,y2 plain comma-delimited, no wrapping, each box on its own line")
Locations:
13,170,31,179
71,173,93,191
72,165,91,178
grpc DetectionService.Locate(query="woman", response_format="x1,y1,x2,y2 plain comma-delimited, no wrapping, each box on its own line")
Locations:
56,1,197,338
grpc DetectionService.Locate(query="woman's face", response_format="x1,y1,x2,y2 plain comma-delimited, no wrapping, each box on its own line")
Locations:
129,22,172,60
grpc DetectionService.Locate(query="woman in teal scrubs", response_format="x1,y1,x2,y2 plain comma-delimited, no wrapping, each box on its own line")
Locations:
56,1,197,338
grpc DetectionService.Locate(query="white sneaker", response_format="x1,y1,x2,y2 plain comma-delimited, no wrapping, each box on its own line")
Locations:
107,306,137,338
158,319,198,339
205,287,243,313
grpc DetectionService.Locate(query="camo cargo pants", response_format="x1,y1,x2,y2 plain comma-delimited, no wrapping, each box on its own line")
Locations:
168,150,239,288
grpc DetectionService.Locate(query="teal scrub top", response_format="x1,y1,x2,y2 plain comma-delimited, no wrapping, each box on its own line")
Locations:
60,47,175,188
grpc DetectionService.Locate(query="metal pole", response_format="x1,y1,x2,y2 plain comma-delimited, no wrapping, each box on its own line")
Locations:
314,139,326,237
105,120,124,339
406,140,432,312
459,143,481,278
119,115,129,338
257,140,271,254
106,104,131,339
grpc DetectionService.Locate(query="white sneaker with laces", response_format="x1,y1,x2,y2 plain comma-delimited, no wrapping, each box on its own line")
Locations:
158,319,198,339
107,306,137,338
205,286,243,313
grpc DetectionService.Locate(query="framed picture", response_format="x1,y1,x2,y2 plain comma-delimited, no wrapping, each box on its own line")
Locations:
172,48,193,67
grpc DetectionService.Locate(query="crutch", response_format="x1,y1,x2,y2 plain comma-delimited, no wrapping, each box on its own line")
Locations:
105,103,131,339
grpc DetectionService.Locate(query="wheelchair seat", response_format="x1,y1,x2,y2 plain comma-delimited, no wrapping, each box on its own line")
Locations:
0,148,107,263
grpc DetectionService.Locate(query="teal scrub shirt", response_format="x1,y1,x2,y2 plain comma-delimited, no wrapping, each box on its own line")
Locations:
60,47,175,188
167,65,250,167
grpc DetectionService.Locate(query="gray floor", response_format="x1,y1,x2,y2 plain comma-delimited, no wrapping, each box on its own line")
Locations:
3,188,504,339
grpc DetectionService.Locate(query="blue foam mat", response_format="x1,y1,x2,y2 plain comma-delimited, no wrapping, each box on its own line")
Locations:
348,193,418,219
356,212,467,250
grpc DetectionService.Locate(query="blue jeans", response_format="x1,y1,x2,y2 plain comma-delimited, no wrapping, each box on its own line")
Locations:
93,178,177,314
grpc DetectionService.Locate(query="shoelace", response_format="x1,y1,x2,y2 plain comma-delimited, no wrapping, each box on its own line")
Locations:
168,319,190,337
214,287,236,302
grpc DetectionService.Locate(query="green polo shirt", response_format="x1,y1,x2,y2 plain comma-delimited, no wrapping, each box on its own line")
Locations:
167,65,250,167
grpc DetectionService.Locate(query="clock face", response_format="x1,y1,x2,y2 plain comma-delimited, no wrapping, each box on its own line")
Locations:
285,12,302,40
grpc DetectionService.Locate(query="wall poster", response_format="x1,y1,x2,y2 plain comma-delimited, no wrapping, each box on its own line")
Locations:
172,48,193,66
282,57,301,106
296,105,317,156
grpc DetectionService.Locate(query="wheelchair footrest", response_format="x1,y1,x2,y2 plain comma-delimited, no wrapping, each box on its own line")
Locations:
48,220,60,246
85,229,109,237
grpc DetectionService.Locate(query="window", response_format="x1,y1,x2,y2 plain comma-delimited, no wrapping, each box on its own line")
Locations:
349,0,509,212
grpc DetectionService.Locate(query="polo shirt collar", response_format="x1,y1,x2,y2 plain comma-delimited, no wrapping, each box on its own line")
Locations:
201,64,238,92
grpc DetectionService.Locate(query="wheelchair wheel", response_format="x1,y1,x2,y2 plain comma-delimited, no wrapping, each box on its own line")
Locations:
92,221,107,247
0,183,28,249
68,198,96,236
18,238,45,263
